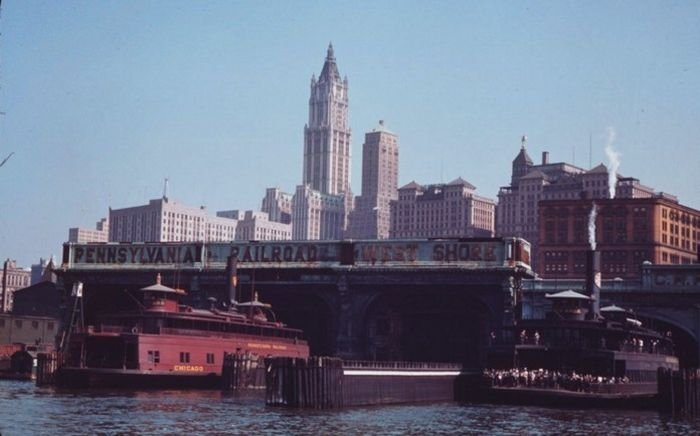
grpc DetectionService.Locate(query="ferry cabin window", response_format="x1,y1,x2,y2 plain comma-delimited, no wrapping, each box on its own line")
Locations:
148,350,160,363
47,322,54,331
32,321,39,329
15,320,22,329
180,352,190,363
0,319,4,327
206,353,215,364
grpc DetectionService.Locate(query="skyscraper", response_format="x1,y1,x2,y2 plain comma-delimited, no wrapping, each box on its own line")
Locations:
303,43,351,195
293,44,352,240
346,120,399,239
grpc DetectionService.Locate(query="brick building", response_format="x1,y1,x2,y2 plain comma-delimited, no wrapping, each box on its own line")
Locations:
538,196,700,279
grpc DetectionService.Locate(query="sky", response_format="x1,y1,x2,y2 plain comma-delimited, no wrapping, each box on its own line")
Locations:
1,1,699,267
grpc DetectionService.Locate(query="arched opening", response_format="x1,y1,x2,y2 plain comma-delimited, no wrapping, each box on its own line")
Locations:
261,290,335,356
636,313,699,368
362,289,494,366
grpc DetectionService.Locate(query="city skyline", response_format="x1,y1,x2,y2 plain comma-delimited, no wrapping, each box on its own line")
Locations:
1,1,699,266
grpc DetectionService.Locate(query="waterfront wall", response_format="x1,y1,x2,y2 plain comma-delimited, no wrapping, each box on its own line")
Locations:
263,357,477,408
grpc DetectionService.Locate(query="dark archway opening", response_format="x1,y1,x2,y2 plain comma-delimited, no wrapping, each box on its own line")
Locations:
637,314,698,368
261,289,335,357
363,289,494,366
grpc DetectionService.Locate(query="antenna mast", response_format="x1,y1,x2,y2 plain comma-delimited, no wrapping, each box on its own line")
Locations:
163,178,169,200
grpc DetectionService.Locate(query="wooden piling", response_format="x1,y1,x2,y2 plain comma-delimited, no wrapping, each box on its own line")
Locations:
265,356,344,408
658,367,700,415
221,352,265,391
35,352,63,386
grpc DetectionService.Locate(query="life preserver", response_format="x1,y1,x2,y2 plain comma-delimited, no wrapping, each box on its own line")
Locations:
131,327,138,334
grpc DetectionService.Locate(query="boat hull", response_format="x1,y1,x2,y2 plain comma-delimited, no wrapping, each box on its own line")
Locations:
56,367,223,389
56,331,308,389
479,384,659,409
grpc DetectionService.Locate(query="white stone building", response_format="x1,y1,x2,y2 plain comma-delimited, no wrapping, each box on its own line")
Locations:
346,121,399,239
234,210,292,241
68,218,109,243
109,197,237,243
390,178,495,239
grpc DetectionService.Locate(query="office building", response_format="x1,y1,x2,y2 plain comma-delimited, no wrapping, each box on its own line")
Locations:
390,178,495,239
346,121,399,239
293,44,353,239
109,197,237,243
538,196,700,279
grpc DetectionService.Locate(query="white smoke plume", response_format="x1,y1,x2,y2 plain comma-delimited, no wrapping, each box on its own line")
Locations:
604,127,621,199
588,203,598,251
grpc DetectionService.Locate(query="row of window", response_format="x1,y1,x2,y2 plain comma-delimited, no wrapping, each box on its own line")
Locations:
0,319,55,330
0,273,31,287
146,351,215,365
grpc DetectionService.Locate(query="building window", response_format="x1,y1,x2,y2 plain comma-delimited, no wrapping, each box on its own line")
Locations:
0,319,4,328
15,320,22,329
206,353,215,364
47,322,55,331
180,352,190,363
32,321,39,329
147,350,160,363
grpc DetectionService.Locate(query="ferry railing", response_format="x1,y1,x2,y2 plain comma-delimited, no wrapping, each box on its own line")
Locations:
496,335,673,356
484,369,654,393
342,360,463,371
158,327,303,343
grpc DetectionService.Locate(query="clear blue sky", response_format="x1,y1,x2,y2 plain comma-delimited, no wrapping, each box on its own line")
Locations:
1,1,699,267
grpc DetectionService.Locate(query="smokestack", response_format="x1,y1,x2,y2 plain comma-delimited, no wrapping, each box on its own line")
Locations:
542,151,549,165
226,256,238,307
588,203,598,251
586,250,601,319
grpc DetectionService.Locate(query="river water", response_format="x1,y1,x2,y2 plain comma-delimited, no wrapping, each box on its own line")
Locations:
1,380,699,435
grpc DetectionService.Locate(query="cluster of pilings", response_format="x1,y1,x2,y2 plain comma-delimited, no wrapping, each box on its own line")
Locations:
220,352,266,390
35,352,63,386
658,368,700,414
265,357,344,408
264,357,473,408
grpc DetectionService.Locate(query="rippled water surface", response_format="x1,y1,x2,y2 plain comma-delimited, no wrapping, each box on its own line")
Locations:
1,380,699,435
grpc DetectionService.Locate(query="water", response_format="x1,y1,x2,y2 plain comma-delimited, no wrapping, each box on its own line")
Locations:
1,380,699,435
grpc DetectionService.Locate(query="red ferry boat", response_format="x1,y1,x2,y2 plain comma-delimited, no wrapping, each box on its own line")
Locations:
55,275,309,389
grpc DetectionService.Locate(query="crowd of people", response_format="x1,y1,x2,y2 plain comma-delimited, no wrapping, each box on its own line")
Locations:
483,368,630,393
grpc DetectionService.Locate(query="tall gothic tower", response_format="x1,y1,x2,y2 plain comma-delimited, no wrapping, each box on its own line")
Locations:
303,43,351,195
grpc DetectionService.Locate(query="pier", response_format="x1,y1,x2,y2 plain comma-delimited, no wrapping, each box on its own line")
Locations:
263,356,479,408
